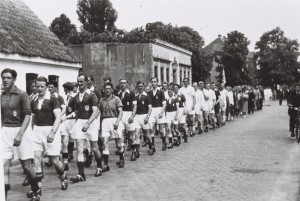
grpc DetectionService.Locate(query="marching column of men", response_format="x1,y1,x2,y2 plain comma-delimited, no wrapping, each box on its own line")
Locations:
1,68,270,201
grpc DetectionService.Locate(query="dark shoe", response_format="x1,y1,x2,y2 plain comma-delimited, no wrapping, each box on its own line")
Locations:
58,171,68,190
22,176,30,186
198,129,203,134
162,143,167,151
204,127,208,132
189,132,194,137
167,143,173,149
102,165,110,172
126,146,131,151
131,152,137,161
118,160,125,168
153,146,156,152
94,168,103,177
183,135,188,143
148,148,155,155
291,132,295,137
173,139,178,146
135,152,140,158
27,188,42,199
70,174,86,183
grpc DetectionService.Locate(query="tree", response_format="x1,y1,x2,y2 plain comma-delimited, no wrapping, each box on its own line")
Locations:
215,31,250,86
49,14,76,45
77,0,118,33
255,27,299,87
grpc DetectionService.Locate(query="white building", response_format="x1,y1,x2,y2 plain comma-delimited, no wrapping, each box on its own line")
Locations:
0,0,81,94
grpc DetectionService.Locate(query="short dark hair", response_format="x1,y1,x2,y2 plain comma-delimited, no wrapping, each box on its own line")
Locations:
77,73,88,81
169,82,174,87
173,84,180,88
103,82,113,89
150,77,158,82
119,78,127,83
162,82,169,86
72,82,78,87
48,81,58,88
30,79,36,86
183,78,189,82
103,76,112,82
1,68,17,79
136,81,144,86
63,82,74,91
36,76,48,85
87,75,95,82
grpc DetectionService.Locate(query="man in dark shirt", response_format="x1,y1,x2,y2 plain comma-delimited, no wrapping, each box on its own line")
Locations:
65,74,102,182
99,83,124,168
1,69,39,200
148,77,167,151
134,81,154,156
116,79,137,153
31,76,68,198
289,83,300,137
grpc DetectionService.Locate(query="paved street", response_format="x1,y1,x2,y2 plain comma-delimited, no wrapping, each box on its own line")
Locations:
8,101,300,201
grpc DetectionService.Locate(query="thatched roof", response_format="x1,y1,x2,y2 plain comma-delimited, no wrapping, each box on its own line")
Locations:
0,0,80,63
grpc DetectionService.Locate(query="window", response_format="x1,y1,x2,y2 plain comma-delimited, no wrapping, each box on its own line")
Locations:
154,66,158,78
26,73,38,95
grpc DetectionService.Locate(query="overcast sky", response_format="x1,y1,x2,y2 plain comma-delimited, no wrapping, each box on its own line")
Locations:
23,0,300,51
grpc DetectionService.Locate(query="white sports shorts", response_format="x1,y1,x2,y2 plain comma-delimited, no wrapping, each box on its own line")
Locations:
101,118,124,139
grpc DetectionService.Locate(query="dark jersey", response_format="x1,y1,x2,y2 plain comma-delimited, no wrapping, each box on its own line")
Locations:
136,92,152,115
52,93,65,109
166,97,179,112
31,94,60,126
74,90,98,119
90,86,102,104
175,93,186,108
65,95,76,118
148,89,165,108
100,95,123,119
1,86,31,127
116,90,136,111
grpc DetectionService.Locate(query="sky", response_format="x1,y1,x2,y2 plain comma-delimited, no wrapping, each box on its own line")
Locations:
22,0,300,51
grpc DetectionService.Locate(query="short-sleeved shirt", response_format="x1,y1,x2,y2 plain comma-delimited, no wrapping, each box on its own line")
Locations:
99,95,122,119
174,93,186,108
179,86,195,104
148,89,165,108
1,86,31,127
116,89,136,112
74,89,98,119
90,85,102,103
31,92,61,126
53,93,65,109
166,97,179,112
136,92,152,115
195,89,205,107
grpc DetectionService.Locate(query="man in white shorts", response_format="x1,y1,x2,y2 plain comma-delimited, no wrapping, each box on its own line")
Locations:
165,90,180,148
116,79,137,153
31,76,68,197
220,83,228,126
194,82,205,134
134,81,154,156
60,82,76,170
149,77,167,151
201,82,210,132
174,84,187,143
206,83,216,130
99,83,124,168
1,69,39,200
179,78,196,137
67,74,102,182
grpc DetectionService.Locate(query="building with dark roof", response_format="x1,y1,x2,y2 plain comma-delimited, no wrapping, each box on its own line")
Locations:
0,0,81,94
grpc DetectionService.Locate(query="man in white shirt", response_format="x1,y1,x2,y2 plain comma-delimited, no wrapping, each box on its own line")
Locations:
179,78,196,138
219,83,228,125
207,83,216,130
193,82,205,134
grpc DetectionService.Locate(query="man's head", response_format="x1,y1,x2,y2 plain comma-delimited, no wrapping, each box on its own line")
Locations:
63,82,74,95
103,76,112,84
30,79,37,94
87,75,95,88
72,82,78,93
103,83,113,97
48,81,58,94
168,89,173,97
136,81,144,93
198,81,204,90
1,68,17,91
183,78,189,87
162,82,168,91
119,78,128,91
150,77,158,88
36,76,48,96
206,83,210,90
192,82,198,90
77,73,88,92
173,84,180,93
169,82,174,90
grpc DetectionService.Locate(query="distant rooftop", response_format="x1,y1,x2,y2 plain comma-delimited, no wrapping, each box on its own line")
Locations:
0,0,80,63
204,35,225,54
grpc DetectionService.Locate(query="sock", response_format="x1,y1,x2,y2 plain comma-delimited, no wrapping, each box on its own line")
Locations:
103,154,109,165
135,144,140,153
152,137,155,146
68,142,74,156
169,137,173,143
56,166,65,176
5,184,10,199
62,153,68,164
178,136,181,141
130,144,136,151
162,137,166,143
96,157,102,168
77,162,85,177
30,177,39,192
36,172,44,188
143,136,147,143
119,150,124,161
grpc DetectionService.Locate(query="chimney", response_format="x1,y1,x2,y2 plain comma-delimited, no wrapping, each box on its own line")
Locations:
218,34,222,38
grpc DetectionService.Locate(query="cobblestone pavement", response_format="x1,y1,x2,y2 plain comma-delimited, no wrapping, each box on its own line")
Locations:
8,101,300,201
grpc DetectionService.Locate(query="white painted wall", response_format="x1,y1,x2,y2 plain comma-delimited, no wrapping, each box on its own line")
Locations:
0,56,81,96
